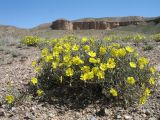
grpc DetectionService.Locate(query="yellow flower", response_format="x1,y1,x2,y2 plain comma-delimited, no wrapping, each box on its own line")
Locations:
37,89,44,96
42,48,48,57
31,77,38,85
127,77,136,85
52,62,58,69
66,68,74,76
83,45,90,51
96,70,105,79
99,46,106,55
34,66,41,73
139,64,145,69
53,51,60,57
117,48,126,57
89,57,97,63
32,61,37,67
138,57,149,69
97,58,101,63
125,46,134,52
64,42,71,50
63,55,71,62
138,57,149,66
88,51,96,57
81,66,90,73
100,63,107,71
106,58,116,69
111,48,118,57
111,43,120,48
81,37,88,43
149,76,155,85
134,52,139,57
6,95,14,104
92,67,99,74
45,54,53,62
144,87,151,96
72,44,79,51
80,71,94,81
110,88,118,97
149,66,156,74
139,96,147,104
129,62,136,68
72,56,84,65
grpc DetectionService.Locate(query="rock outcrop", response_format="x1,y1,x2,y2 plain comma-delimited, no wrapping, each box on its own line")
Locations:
50,17,146,30
50,19,73,30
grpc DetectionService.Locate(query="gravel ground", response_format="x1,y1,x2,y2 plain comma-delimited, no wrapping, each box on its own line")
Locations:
0,40,160,120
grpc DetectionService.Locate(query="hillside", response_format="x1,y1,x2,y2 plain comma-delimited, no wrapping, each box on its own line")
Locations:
0,16,160,37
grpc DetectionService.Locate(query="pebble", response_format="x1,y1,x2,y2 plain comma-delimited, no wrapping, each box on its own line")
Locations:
116,115,122,119
0,108,5,116
148,117,157,120
145,109,151,116
133,115,141,120
49,113,55,118
90,116,96,120
104,108,111,116
124,114,132,120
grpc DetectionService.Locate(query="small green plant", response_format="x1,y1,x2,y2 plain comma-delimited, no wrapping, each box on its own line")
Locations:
143,45,154,51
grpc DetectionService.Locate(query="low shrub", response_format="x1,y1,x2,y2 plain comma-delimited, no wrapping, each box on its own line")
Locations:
133,34,146,45
30,36,158,106
153,33,160,42
143,45,154,51
21,36,41,46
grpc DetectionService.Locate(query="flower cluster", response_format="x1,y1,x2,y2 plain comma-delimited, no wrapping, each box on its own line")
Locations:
21,36,41,46
31,35,158,105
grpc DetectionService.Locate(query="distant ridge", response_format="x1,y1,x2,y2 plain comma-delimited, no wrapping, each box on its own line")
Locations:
73,16,145,22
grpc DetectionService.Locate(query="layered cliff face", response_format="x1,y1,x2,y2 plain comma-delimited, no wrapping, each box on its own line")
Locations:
50,17,146,30
50,19,73,30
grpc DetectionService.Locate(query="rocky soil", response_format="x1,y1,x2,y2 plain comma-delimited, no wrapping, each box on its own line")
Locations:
0,35,160,120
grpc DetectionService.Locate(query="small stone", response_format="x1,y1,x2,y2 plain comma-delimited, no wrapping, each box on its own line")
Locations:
141,113,147,118
8,114,14,118
49,113,55,118
11,107,16,113
124,114,132,120
90,116,96,120
31,106,35,111
24,116,30,120
145,109,151,115
133,115,141,120
0,108,5,116
116,115,122,119
148,117,157,120
104,108,111,116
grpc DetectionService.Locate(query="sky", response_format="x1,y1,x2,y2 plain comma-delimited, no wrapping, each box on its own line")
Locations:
0,0,159,28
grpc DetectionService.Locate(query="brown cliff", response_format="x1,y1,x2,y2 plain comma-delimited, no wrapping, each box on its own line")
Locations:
50,19,73,30
50,17,146,30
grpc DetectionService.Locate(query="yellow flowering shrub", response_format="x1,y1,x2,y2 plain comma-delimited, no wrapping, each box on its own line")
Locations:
30,35,159,106
21,36,41,46
153,33,160,42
